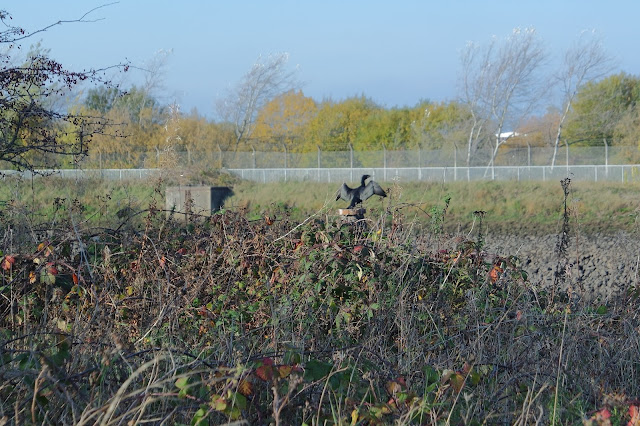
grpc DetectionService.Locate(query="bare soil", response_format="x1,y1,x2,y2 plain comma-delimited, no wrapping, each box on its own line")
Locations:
483,231,640,300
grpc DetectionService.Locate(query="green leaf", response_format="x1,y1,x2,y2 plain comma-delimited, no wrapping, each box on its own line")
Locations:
304,359,333,382
40,269,56,285
191,406,207,425
210,394,227,411
283,349,301,365
596,305,608,315
423,365,439,386
231,392,247,410
175,377,189,389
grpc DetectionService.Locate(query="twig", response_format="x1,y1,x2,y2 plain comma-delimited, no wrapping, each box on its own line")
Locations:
551,308,569,425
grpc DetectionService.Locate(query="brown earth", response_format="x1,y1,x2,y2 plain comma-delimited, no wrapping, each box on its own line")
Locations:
483,231,640,301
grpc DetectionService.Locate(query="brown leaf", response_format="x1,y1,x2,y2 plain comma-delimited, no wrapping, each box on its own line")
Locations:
238,379,253,396
489,265,503,283
1,255,15,271
449,372,465,393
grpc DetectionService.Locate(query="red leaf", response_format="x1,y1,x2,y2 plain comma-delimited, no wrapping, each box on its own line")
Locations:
47,262,58,275
72,273,79,285
255,365,274,381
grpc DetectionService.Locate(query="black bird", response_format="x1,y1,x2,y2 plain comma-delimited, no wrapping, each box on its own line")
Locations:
336,174,387,208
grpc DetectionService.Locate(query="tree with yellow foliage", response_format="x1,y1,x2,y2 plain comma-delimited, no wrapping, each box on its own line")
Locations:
251,90,317,151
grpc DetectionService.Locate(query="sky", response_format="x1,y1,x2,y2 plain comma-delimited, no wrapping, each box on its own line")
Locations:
3,1,640,119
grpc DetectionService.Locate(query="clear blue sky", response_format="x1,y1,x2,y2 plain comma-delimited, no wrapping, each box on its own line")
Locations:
4,1,639,118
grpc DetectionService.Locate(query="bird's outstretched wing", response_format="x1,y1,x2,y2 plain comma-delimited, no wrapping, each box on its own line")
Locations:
335,183,351,202
360,181,387,202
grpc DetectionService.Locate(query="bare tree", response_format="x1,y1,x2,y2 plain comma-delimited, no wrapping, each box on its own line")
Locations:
460,28,547,177
0,6,127,171
138,49,173,126
216,53,300,151
550,31,614,167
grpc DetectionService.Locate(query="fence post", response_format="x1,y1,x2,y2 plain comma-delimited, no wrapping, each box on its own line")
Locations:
604,138,608,177
565,140,569,175
349,143,353,182
317,145,321,182
283,143,288,182
217,144,223,169
383,143,387,182
252,145,256,169
418,145,422,181
453,143,458,182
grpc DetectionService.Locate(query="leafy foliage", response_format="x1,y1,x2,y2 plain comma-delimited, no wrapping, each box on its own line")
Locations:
564,72,640,146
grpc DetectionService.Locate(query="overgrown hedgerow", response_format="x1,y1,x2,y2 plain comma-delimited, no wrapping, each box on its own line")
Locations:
0,188,639,425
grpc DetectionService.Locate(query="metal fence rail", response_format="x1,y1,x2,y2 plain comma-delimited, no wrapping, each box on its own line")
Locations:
2,164,640,183
228,164,640,183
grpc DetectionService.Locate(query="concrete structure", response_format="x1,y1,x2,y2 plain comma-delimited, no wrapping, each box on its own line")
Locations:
165,186,233,219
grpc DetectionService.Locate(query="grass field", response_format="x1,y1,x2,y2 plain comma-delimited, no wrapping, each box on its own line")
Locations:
2,174,639,235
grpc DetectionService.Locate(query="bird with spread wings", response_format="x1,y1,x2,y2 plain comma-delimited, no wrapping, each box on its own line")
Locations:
336,174,387,209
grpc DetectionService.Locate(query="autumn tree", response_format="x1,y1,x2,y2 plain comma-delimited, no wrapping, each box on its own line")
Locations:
303,96,379,152
216,53,300,151
82,86,162,167
251,89,317,151
354,107,414,150
0,7,127,171
563,72,640,146
460,27,547,174
409,101,471,151
551,31,613,166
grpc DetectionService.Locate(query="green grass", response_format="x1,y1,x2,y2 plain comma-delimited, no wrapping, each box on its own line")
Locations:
225,179,640,234
1,175,639,235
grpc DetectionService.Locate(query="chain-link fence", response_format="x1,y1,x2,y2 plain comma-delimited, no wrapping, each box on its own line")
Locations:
3,145,640,182
69,144,639,170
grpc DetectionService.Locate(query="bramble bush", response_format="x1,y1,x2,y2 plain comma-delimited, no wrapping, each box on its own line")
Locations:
1,185,639,425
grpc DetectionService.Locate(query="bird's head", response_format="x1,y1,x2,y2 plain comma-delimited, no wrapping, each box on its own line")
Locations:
361,174,371,184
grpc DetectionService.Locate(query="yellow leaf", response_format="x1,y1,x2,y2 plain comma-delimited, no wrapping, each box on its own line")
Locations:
278,365,293,378
386,380,402,395
350,409,358,425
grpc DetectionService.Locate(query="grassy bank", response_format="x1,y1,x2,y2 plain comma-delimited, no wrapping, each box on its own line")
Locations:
1,175,639,235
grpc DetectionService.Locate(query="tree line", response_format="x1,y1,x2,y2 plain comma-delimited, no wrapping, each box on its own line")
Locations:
2,9,640,172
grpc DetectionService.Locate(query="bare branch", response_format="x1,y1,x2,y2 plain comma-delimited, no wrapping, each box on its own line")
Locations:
0,3,118,43
216,52,300,151
459,28,547,174
550,31,614,166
